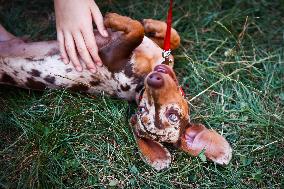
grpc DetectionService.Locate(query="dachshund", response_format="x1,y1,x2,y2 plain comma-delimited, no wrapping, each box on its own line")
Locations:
0,13,232,170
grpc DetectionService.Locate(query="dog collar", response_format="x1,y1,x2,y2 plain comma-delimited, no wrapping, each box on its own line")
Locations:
179,86,185,97
136,87,145,104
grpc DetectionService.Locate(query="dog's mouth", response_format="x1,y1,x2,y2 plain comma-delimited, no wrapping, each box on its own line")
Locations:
154,65,176,80
153,64,177,83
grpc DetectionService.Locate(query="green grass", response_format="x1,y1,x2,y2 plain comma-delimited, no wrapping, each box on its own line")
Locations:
0,0,284,188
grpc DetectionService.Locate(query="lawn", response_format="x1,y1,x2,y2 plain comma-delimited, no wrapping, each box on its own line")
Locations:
0,0,283,188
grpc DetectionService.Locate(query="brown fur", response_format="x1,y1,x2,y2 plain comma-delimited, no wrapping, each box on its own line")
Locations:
179,123,232,165
143,19,181,50
100,13,145,73
0,13,231,171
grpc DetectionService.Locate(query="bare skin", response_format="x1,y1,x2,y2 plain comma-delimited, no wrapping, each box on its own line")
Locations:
54,0,108,73
0,24,16,41
0,24,27,55
0,14,232,171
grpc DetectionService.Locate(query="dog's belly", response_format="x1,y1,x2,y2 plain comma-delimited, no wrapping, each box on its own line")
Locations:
0,54,139,100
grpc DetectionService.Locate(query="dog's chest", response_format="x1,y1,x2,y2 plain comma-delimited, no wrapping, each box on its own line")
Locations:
88,54,142,100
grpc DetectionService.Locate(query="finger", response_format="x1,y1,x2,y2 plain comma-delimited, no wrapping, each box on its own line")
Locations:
90,3,108,37
73,32,96,73
81,29,102,67
0,24,17,41
57,30,69,64
64,32,82,72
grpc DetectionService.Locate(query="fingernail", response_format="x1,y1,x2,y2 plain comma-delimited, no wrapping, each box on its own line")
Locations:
97,61,103,67
102,30,109,37
76,66,82,72
90,68,96,73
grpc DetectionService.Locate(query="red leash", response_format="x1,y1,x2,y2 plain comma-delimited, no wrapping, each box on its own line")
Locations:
162,0,173,65
162,0,185,97
164,0,173,51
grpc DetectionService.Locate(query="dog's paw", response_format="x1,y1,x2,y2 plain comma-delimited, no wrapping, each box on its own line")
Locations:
104,13,132,29
142,19,166,38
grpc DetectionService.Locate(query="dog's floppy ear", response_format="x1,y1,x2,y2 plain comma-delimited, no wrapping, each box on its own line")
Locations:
133,132,171,171
178,123,232,165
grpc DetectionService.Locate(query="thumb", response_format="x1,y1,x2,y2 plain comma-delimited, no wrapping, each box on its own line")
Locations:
90,2,108,37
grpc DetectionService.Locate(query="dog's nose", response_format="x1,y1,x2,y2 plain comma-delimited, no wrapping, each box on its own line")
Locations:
147,72,164,88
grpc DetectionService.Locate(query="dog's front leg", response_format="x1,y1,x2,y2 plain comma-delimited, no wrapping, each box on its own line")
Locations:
99,13,145,72
142,19,180,50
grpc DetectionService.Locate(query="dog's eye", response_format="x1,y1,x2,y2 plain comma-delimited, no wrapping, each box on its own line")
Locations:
138,106,147,114
168,113,178,122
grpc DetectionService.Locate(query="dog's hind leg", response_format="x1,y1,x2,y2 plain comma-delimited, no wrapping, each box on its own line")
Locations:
142,19,180,50
99,13,145,72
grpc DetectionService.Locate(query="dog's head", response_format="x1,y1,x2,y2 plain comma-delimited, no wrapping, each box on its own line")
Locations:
131,64,232,170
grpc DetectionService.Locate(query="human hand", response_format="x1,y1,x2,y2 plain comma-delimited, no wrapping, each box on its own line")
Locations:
54,0,108,73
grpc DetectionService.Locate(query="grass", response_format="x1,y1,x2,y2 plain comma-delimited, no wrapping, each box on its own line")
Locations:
0,0,284,188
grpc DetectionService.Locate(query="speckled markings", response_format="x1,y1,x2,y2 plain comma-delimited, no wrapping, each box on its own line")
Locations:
0,36,164,101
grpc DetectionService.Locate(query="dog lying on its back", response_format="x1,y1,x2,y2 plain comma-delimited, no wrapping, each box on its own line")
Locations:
0,13,232,170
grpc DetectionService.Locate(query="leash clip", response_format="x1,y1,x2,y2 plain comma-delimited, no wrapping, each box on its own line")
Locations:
162,49,173,65
162,49,171,58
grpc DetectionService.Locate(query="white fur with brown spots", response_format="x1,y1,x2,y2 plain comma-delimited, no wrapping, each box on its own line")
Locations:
0,36,164,101
0,13,232,171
